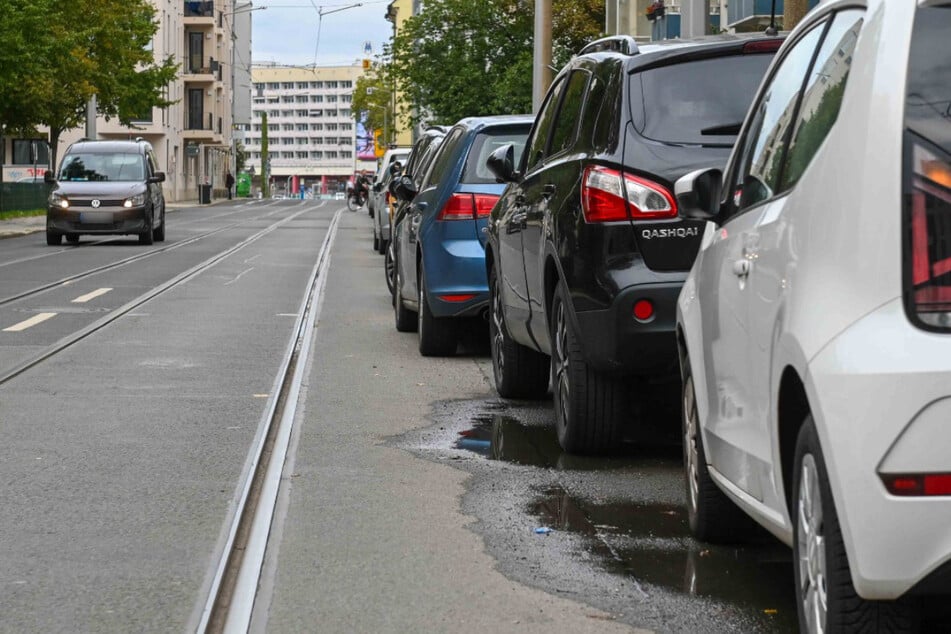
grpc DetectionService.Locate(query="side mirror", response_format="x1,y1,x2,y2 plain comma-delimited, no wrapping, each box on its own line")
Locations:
44,171,56,184
388,161,403,176
393,175,418,202
373,182,383,193
486,144,519,183
674,168,722,220
149,172,166,183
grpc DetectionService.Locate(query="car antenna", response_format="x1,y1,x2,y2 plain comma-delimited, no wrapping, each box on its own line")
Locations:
764,0,778,35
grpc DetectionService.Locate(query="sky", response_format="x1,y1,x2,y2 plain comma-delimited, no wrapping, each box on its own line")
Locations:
250,0,396,67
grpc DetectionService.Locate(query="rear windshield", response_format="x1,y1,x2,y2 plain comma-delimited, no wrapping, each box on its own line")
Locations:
635,53,774,146
905,6,951,154
59,153,145,182
461,127,530,184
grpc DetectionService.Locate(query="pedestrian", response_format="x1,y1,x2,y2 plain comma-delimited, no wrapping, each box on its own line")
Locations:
225,171,235,200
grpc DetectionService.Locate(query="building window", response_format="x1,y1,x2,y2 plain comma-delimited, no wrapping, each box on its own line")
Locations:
12,139,49,166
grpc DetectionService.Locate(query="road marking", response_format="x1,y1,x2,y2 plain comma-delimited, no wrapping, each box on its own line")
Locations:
72,287,113,303
3,312,57,332
225,267,255,286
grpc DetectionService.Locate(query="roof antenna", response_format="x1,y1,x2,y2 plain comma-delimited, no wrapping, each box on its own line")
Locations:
764,0,778,35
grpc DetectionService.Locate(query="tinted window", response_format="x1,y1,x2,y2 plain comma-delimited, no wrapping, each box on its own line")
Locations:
549,70,590,155
781,10,863,191
59,153,146,182
905,6,951,154
523,75,566,173
732,25,825,212
461,127,530,184
637,53,774,146
420,128,464,190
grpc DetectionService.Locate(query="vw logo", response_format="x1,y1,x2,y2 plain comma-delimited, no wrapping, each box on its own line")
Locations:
91,199,101,208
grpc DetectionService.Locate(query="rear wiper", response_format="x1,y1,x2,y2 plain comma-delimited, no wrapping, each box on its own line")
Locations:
701,123,743,135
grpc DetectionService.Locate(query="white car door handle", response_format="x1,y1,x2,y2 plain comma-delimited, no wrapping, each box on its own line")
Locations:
733,259,750,277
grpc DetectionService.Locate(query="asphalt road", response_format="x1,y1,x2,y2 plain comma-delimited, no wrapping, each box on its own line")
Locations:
0,201,800,633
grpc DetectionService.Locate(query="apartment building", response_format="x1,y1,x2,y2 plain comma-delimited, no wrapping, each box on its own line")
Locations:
246,64,375,196
1,0,252,203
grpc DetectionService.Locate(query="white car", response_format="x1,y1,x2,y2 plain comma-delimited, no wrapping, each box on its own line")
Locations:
675,1,951,631
369,147,411,254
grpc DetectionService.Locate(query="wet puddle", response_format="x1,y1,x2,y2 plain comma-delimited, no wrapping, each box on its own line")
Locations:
456,412,798,630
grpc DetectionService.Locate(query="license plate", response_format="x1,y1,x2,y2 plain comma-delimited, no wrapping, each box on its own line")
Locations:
80,212,112,224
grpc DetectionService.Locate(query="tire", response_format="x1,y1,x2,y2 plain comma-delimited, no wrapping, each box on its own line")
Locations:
384,241,396,299
682,357,757,543
138,211,153,245
393,264,417,332
550,281,625,454
417,270,456,356
792,418,918,634
65,233,80,244
347,195,361,212
153,208,165,242
373,232,380,252
47,230,62,246
489,266,549,399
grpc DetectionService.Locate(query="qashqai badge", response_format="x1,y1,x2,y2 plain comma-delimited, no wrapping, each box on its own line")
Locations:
91,200,101,208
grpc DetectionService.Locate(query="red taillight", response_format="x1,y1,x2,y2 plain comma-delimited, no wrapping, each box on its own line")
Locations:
743,39,783,54
385,191,391,205
437,193,500,221
633,299,654,322
882,473,951,496
438,294,477,303
581,165,677,223
906,142,951,329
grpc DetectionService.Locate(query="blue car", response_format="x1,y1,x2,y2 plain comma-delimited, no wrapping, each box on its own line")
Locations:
391,115,532,356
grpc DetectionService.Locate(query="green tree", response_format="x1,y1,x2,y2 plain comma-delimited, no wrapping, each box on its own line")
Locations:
26,0,178,168
0,0,54,139
352,65,397,147
389,0,603,125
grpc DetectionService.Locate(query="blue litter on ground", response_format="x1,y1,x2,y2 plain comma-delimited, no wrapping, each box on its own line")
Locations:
534,527,553,535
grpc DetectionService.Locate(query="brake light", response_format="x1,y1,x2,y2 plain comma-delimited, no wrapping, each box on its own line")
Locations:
437,193,500,221
581,165,677,223
881,473,951,496
438,294,477,302
743,39,783,53
905,142,951,330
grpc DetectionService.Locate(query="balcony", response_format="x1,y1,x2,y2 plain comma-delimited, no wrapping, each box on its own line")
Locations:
184,1,215,24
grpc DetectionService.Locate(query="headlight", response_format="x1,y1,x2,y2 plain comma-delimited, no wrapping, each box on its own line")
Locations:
50,192,69,209
124,193,146,208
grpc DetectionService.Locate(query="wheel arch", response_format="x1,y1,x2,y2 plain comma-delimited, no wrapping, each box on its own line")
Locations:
777,365,811,514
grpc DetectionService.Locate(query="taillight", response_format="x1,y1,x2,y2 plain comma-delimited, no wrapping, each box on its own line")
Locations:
581,165,677,223
742,39,783,53
881,473,951,496
905,141,951,330
437,193,500,221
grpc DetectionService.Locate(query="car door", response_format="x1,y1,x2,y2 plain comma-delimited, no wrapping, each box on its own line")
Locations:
496,75,566,344
701,21,829,500
523,68,591,348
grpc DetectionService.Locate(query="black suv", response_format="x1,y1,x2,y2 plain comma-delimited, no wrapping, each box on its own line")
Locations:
486,34,782,454
46,139,166,246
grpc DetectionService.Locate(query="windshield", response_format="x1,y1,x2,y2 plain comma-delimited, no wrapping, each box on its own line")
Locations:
59,153,145,182
461,127,529,184
635,53,775,146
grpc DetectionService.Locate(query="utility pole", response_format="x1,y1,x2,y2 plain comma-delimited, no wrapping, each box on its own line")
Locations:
532,0,552,113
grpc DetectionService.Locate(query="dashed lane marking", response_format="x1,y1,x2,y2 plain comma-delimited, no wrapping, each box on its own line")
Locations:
72,288,113,303
3,313,57,332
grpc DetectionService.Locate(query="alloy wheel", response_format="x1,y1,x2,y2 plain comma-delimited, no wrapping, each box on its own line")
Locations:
552,298,570,427
683,373,700,515
491,275,505,379
797,454,827,634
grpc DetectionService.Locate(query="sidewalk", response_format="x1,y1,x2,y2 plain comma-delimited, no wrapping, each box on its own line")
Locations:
0,198,222,240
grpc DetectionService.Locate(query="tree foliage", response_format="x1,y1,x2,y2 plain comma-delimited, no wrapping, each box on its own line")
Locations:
388,0,604,126
0,0,178,167
352,64,396,146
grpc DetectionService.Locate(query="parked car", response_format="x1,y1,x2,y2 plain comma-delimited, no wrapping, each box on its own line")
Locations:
392,115,533,356
369,147,411,250
45,139,166,246
385,126,449,298
675,2,951,631
485,33,783,454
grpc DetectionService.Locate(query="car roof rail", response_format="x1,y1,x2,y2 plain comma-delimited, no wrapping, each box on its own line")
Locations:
578,35,639,56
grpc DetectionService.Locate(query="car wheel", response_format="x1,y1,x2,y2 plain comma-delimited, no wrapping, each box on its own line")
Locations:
153,208,165,242
792,418,918,634
417,270,456,356
550,281,625,454
394,263,417,332
385,241,396,298
139,211,154,245
65,233,80,244
489,266,548,399
373,231,380,252
682,357,757,542
378,237,388,256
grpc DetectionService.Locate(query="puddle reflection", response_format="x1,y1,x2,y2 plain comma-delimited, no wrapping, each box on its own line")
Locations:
533,486,798,631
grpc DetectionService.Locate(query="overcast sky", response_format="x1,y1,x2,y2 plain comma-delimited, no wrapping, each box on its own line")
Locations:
250,0,395,67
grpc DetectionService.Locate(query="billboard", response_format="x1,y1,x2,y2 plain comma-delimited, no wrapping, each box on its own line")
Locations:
356,114,376,161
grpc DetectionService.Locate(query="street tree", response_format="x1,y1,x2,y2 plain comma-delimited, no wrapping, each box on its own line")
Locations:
0,1,57,143
33,0,178,168
352,64,397,147
389,0,603,125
